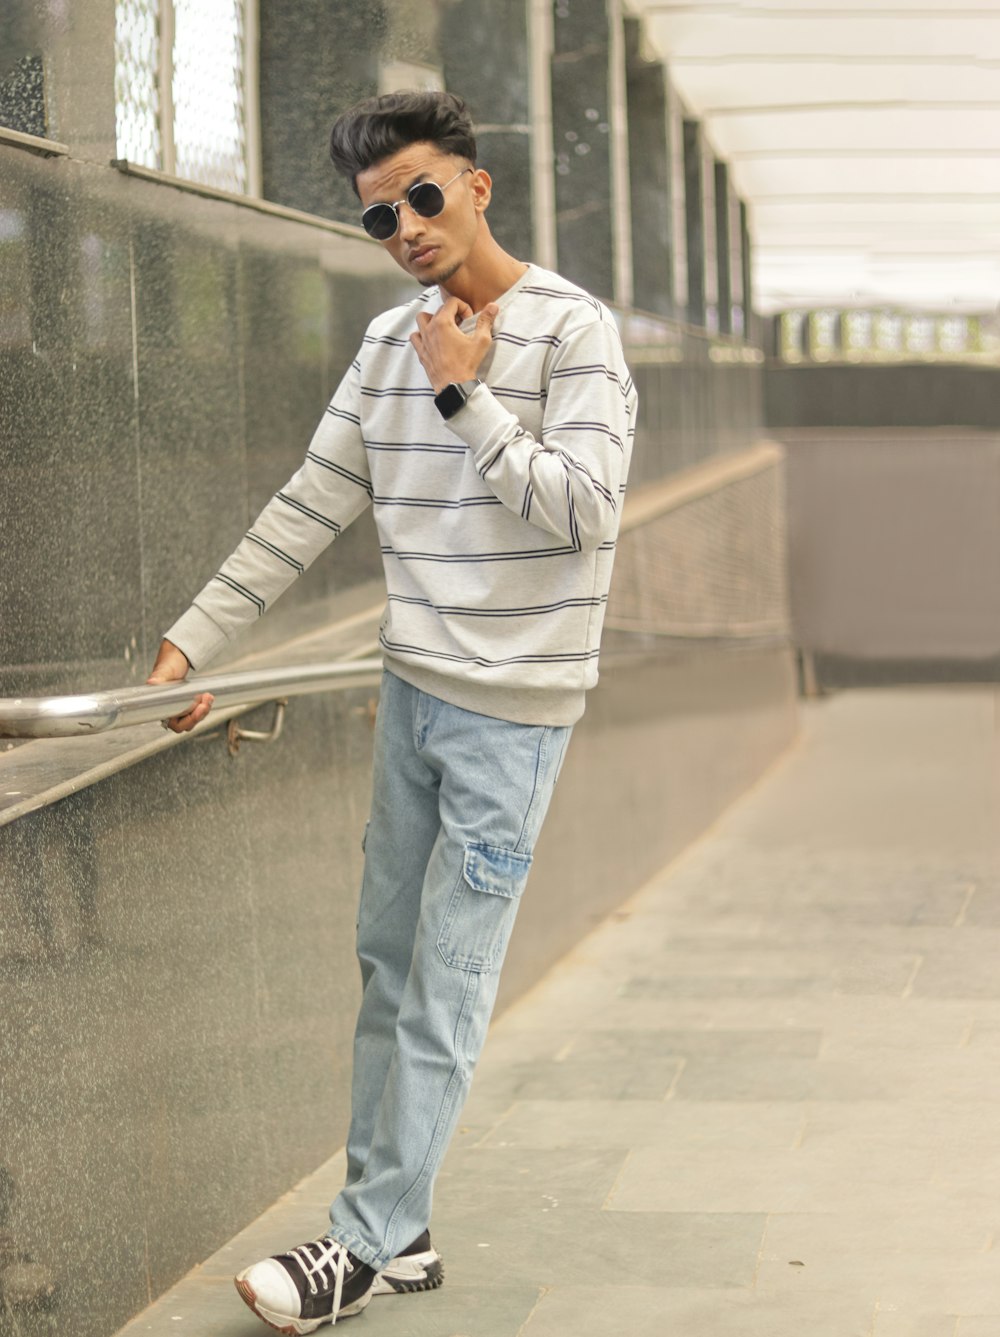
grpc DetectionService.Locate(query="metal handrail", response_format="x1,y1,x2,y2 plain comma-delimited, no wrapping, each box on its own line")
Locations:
0,659,383,740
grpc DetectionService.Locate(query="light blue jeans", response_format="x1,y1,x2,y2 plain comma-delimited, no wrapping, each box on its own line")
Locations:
328,670,572,1270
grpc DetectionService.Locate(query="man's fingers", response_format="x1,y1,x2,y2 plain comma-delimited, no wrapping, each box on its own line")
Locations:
476,302,499,333
163,692,215,733
473,302,499,351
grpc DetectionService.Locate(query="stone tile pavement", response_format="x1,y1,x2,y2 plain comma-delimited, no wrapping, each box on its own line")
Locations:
115,686,1000,1337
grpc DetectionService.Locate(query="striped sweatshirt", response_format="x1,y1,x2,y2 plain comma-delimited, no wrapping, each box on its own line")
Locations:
165,263,637,726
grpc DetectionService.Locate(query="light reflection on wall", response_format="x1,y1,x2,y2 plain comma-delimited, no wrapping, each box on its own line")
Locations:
0,209,29,348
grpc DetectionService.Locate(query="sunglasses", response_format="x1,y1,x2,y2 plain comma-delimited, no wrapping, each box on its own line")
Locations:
361,167,473,241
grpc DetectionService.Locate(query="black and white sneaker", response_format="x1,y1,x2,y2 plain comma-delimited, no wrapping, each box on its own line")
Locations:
371,1230,444,1295
234,1235,375,1333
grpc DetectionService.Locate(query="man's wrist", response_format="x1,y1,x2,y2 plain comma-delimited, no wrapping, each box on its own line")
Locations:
434,379,482,421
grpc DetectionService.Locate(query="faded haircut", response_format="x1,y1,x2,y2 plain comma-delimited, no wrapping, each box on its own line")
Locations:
329,90,477,196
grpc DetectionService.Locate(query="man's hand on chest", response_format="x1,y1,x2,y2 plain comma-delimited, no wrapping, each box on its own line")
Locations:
411,296,499,394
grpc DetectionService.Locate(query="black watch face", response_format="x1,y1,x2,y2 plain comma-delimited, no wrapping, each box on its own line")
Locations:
436,383,466,419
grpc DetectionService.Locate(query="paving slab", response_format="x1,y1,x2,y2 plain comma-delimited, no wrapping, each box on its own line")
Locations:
113,688,1000,1336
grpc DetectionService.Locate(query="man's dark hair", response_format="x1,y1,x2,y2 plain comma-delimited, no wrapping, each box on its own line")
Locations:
329,90,477,197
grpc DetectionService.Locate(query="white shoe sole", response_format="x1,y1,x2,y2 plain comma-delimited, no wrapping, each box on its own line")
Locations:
234,1272,373,1333
371,1247,444,1295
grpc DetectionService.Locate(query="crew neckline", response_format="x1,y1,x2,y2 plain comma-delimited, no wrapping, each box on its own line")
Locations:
446,262,536,331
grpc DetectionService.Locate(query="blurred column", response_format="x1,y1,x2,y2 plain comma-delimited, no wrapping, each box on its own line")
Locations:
715,159,749,339
258,0,389,221
683,117,718,332
714,160,733,335
728,185,747,340
550,0,631,305
440,0,534,262
668,79,689,325
624,16,673,318
741,200,756,344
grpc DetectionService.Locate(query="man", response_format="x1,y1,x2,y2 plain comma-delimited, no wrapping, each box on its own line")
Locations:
149,90,636,1332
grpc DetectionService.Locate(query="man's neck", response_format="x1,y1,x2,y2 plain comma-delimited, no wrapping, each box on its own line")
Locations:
440,237,529,313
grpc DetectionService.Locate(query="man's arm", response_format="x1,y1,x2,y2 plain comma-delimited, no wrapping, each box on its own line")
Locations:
149,357,371,730
411,298,633,551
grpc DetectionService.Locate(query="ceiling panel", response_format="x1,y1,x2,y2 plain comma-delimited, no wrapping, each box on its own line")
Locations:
630,0,1000,311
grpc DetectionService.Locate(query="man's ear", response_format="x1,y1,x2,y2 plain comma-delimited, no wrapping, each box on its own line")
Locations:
470,167,493,214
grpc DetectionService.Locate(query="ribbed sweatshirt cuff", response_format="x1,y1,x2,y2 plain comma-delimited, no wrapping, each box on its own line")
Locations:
162,603,231,672
449,385,518,463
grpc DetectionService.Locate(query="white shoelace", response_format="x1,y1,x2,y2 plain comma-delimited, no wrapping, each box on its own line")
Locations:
287,1237,353,1322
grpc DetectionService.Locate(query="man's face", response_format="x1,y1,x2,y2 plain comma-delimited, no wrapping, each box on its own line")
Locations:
355,143,487,288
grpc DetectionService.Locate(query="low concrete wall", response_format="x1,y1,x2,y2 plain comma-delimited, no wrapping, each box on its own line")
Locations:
765,364,1000,431
780,429,1000,688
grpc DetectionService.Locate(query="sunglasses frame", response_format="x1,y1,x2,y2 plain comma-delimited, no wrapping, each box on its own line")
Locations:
361,167,473,241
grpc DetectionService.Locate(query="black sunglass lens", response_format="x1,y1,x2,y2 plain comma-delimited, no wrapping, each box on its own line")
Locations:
362,205,397,240
407,182,445,218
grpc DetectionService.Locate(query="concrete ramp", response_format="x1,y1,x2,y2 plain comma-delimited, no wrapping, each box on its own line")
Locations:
115,687,1000,1337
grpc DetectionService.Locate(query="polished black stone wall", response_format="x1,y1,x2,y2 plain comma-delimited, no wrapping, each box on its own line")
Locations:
440,0,534,261
715,161,734,335
0,685,375,1337
0,146,413,699
551,0,618,302
624,16,674,319
683,118,719,333
259,0,533,261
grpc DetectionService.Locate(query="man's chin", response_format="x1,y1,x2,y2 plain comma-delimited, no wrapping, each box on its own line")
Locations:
416,259,461,289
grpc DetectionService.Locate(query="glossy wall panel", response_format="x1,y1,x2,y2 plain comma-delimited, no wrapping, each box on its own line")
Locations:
551,0,617,302
0,156,142,693
258,0,535,272
0,685,375,1337
0,147,400,697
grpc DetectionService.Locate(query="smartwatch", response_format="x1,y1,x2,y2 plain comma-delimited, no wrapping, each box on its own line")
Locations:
434,379,482,420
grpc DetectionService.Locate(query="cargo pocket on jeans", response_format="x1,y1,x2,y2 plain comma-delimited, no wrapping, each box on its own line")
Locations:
437,842,533,974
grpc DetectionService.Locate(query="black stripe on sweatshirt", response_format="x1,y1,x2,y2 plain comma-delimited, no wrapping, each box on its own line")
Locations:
559,452,616,509
491,385,547,402
306,451,373,497
387,594,606,618
361,385,436,398
382,543,578,564
326,405,361,426
245,532,304,574
493,331,562,349
546,421,625,453
550,364,632,396
276,491,342,534
380,634,600,668
212,573,264,614
373,494,502,510
520,285,602,316
367,441,468,456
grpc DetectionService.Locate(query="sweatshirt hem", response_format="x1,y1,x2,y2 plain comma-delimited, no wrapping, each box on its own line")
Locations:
383,657,586,727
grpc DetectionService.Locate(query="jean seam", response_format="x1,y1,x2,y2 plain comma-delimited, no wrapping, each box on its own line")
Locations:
381,968,479,1263
515,726,549,853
